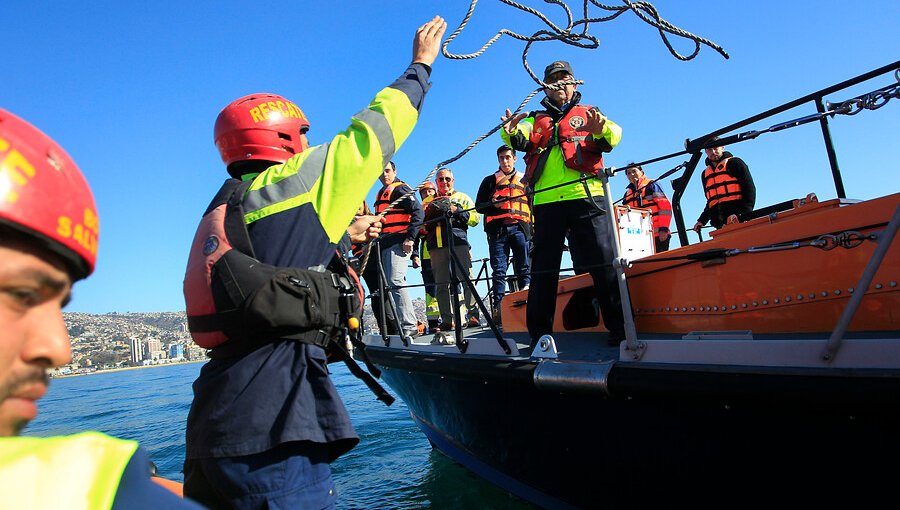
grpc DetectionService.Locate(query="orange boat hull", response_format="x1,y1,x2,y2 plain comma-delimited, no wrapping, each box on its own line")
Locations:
501,193,900,337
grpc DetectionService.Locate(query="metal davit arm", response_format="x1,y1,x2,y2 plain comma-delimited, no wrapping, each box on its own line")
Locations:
599,168,640,353
822,203,900,363
671,151,704,247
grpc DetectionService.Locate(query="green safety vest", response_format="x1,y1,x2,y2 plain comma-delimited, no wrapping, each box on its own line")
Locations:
0,431,138,510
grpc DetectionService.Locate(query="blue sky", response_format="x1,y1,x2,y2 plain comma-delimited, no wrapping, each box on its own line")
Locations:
3,1,897,313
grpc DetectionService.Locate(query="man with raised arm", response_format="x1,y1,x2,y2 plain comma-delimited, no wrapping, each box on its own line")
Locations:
501,60,626,347
182,17,447,509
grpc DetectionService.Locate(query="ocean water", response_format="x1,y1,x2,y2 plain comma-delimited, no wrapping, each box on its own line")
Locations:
26,362,535,509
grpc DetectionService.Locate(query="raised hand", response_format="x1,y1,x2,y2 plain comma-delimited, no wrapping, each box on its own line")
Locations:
501,108,527,135
583,108,607,134
412,16,448,66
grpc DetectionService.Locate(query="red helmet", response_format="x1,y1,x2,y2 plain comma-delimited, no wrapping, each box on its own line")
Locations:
0,109,98,280
214,93,310,167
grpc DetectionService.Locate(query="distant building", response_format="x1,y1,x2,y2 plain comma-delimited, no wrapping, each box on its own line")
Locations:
186,344,205,361
144,338,162,360
130,338,143,365
169,343,185,360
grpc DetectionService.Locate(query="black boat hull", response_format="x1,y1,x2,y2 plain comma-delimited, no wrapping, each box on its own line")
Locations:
368,346,900,507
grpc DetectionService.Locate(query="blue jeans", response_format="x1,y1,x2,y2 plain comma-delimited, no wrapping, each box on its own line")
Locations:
381,243,417,331
487,223,531,303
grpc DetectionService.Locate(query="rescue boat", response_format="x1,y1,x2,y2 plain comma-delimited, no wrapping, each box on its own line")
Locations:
360,61,900,507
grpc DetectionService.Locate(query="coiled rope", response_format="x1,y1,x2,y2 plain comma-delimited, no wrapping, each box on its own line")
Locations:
359,0,728,274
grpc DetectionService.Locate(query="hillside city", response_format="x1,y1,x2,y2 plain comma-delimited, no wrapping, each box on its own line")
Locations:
55,299,428,377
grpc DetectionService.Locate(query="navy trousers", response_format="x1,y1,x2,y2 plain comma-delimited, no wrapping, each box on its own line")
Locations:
527,197,625,344
184,441,335,510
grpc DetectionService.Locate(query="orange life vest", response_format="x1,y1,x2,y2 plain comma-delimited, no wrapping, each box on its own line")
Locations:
523,104,606,184
375,181,412,234
702,157,744,208
487,170,531,224
623,176,672,237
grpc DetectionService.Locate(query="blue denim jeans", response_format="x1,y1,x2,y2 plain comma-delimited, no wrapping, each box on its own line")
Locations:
381,243,417,331
487,223,531,302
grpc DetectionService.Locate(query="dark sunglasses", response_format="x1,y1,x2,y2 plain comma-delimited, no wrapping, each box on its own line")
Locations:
437,176,453,182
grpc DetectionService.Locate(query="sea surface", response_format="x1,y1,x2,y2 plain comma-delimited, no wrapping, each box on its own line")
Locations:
26,362,535,509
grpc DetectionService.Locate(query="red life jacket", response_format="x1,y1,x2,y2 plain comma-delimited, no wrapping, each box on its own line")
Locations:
702,157,744,208
623,176,673,237
183,179,363,351
523,104,606,185
487,170,531,224
375,181,412,234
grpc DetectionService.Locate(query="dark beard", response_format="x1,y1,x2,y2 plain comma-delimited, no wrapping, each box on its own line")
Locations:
0,369,49,433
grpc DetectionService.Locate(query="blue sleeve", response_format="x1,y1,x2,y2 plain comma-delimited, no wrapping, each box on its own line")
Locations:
112,448,206,510
387,63,432,111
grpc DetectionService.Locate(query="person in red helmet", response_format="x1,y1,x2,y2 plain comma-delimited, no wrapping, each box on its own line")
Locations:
182,16,447,509
0,109,203,508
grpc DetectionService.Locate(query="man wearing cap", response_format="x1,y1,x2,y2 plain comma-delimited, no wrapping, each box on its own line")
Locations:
501,60,626,347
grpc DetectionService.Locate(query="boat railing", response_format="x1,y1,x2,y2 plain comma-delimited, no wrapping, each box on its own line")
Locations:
604,60,900,357
671,59,900,247
361,60,899,358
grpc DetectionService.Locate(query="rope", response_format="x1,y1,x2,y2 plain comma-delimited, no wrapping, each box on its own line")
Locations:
359,0,729,274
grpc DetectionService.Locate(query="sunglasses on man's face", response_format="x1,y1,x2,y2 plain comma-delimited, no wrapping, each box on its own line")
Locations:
437,177,453,182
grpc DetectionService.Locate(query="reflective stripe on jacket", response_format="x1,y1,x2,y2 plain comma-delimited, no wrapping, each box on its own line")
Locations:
525,104,608,181
702,157,744,208
500,93,621,206
422,190,479,250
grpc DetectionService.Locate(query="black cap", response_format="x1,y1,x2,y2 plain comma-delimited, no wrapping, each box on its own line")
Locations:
543,60,574,81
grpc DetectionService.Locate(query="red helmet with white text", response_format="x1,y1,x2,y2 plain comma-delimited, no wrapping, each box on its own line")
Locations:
0,109,99,280
214,93,310,167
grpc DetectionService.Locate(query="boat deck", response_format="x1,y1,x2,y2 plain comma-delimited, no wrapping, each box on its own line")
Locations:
362,326,621,362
